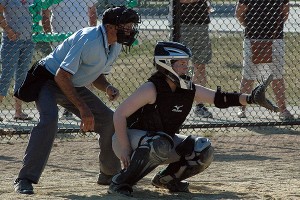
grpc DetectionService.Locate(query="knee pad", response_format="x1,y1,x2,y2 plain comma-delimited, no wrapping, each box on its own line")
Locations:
148,132,173,162
186,145,214,174
184,137,214,169
175,135,213,165
155,145,214,184
156,136,214,183
112,132,173,186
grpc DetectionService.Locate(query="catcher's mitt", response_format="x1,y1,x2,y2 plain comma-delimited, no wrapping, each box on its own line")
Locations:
246,74,279,112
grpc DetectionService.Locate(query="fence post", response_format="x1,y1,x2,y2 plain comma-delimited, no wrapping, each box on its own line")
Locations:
172,0,180,42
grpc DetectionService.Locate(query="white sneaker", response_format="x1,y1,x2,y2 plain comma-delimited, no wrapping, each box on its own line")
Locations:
279,110,295,121
237,111,247,118
60,110,75,120
194,106,213,118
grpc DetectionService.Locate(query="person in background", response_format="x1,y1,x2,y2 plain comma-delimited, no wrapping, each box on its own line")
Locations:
42,0,98,120
179,0,214,118
0,0,35,121
235,0,294,120
14,6,140,195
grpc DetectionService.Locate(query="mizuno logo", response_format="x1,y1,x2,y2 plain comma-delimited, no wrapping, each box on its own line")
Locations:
172,105,183,112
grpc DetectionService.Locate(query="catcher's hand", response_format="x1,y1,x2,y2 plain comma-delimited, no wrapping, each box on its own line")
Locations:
246,74,279,112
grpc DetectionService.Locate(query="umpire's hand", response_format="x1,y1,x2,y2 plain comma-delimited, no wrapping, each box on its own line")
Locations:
79,104,95,132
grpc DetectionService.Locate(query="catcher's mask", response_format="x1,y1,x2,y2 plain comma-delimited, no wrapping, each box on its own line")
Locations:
102,6,140,46
154,41,194,90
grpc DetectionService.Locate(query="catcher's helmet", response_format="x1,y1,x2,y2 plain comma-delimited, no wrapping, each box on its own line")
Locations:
102,6,140,46
154,41,194,90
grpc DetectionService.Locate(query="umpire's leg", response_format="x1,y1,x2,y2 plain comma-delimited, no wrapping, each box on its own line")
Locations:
74,87,121,176
17,82,59,183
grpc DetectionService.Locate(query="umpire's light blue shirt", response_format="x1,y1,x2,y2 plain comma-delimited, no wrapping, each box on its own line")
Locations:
43,25,122,87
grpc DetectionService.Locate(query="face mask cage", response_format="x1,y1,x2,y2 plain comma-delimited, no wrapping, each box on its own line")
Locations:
116,24,139,46
178,59,194,89
116,8,140,47
155,56,194,90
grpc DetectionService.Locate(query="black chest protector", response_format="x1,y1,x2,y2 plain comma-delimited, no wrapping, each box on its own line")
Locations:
127,74,196,137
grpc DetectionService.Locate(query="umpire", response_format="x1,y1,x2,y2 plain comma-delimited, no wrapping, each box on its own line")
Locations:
14,6,140,194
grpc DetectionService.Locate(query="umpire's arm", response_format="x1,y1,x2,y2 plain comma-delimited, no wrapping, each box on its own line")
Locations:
55,68,94,132
93,74,119,101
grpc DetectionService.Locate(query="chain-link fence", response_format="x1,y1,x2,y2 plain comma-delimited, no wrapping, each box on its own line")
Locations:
0,0,299,139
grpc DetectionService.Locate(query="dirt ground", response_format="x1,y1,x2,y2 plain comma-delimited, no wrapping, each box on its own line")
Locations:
0,127,299,200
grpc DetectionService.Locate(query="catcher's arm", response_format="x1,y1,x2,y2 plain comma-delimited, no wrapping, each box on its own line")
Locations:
206,74,279,111
246,74,279,112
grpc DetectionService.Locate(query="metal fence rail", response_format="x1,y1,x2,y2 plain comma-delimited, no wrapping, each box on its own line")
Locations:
0,0,299,139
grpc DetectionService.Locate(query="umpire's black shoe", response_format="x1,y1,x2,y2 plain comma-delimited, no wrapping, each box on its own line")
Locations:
14,178,34,194
97,172,113,185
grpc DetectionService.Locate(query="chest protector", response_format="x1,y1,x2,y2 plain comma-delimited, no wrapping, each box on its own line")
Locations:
127,75,195,137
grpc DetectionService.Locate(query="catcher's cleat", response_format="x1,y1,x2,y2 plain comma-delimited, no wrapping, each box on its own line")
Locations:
151,174,190,193
107,182,133,197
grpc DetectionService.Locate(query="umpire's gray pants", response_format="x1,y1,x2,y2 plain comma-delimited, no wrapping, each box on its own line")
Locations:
112,129,188,164
18,80,121,183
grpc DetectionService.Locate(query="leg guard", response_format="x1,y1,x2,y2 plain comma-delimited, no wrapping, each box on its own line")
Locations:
111,132,173,186
152,135,214,192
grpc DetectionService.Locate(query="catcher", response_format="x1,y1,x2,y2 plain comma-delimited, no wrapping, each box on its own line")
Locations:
108,41,279,196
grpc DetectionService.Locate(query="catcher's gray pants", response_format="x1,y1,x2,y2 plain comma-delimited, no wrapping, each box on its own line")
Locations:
112,129,187,164
17,80,121,183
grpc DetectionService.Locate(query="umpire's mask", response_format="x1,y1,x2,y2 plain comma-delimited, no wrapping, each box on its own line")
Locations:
102,6,140,46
